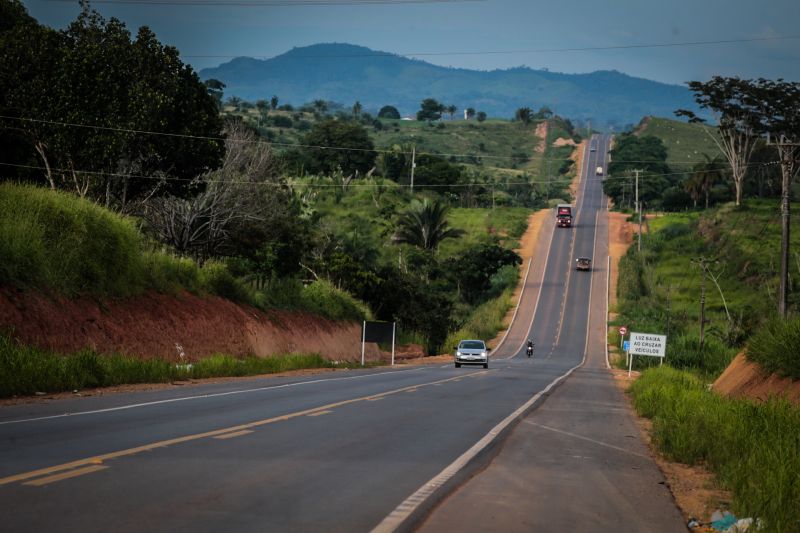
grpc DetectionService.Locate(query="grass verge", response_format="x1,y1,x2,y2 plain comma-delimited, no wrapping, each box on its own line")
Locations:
630,366,800,532
0,334,363,398
444,287,515,350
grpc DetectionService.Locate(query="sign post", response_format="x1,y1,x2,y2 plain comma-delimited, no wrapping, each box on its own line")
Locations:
628,332,667,377
619,326,628,352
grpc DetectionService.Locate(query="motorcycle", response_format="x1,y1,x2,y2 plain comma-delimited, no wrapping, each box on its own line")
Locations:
526,345,533,357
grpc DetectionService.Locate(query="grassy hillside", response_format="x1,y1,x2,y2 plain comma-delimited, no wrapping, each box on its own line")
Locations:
612,199,800,377
0,183,370,322
636,116,722,170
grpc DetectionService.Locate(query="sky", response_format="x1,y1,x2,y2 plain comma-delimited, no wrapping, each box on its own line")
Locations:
23,0,800,86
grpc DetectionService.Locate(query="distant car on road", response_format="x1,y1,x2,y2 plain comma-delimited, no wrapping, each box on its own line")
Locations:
595,166,604,176
454,340,489,369
590,146,596,152
576,257,592,271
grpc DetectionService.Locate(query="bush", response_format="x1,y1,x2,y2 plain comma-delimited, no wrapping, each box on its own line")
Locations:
300,279,371,322
444,288,514,353
617,252,647,301
747,316,800,379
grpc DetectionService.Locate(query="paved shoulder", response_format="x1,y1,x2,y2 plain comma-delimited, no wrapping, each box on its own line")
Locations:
418,365,686,532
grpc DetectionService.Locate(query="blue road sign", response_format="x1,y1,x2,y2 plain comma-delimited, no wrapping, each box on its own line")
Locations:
623,341,630,351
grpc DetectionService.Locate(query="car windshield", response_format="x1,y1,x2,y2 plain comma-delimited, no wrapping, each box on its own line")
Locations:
459,341,485,349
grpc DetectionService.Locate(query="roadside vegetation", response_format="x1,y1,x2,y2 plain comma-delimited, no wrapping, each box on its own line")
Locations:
630,367,800,532
1,1,579,381
0,334,366,398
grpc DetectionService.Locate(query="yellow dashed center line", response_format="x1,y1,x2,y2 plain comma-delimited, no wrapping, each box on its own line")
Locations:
23,465,108,486
1,371,487,487
213,430,253,440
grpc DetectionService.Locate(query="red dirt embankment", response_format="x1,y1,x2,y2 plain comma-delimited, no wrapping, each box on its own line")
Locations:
0,287,380,362
713,353,800,405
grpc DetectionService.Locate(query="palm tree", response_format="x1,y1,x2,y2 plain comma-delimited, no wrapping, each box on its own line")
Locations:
447,104,457,120
393,199,465,251
313,99,328,114
352,101,362,119
690,154,726,209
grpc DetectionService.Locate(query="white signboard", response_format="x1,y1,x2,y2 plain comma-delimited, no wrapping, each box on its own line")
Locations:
629,332,667,357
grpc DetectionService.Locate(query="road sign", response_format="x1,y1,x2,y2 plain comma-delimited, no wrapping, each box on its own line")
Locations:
623,341,630,351
629,332,667,358
619,326,628,336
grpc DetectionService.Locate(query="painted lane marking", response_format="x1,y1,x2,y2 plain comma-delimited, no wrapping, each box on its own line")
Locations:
24,465,109,486
0,367,427,426
0,372,486,487
306,410,332,417
213,430,253,440
371,356,586,533
523,421,648,459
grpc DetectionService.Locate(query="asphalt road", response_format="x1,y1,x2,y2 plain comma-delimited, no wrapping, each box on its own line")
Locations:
0,135,681,532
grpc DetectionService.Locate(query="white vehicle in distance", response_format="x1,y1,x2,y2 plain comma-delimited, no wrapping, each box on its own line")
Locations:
596,166,604,176
454,339,490,369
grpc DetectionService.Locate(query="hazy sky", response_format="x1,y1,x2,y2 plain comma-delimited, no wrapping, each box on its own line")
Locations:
24,0,800,85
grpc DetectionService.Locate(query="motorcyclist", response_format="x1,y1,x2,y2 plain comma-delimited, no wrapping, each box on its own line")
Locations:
526,339,534,357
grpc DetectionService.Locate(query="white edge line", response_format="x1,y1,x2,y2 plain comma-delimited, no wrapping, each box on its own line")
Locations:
0,366,427,426
584,209,599,367
491,256,532,353
371,350,587,533
501,219,555,361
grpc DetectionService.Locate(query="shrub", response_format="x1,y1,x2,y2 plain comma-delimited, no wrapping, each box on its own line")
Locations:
747,316,800,379
300,279,371,322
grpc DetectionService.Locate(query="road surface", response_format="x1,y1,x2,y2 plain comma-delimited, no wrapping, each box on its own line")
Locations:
0,135,683,532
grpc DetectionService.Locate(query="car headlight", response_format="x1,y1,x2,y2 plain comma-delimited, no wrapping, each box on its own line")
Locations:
456,351,463,356
481,351,488,357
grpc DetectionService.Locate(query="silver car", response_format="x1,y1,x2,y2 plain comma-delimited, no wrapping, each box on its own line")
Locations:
454,340,490,369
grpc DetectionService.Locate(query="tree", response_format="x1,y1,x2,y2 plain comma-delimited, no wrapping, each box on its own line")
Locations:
302,119,375,177
378,105,400,120
204,79,225,109
0,5,224,205
312,99,328,115
452,243,521,304
447,104,457,120
686,154,725,209
393,199,465,251
466,108,476,120
270,95,279,110
417,98,443,121
476,111,487,122
412,154,463,192
352,100,362,119
514,107,533,124
677,76,766,206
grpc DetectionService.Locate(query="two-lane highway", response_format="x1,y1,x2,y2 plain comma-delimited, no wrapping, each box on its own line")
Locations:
1,135,621,532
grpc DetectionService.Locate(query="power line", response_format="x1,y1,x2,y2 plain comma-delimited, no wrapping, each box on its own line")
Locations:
45,0,483,5
0,114,730,165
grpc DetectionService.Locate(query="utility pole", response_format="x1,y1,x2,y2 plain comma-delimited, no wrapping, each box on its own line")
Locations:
693,257,717,350
633,169,642,213
767,133,799,319
638,201,643,252
410,145,416,192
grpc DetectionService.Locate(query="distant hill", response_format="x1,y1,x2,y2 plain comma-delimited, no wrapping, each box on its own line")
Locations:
199,43,701,129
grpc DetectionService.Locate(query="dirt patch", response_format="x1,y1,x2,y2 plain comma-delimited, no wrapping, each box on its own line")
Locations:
0,286,381,363
534,121,548,153
713,353,800,405
570,140,587,199
611,369,732,525
607,211,638,310
552,137,576,147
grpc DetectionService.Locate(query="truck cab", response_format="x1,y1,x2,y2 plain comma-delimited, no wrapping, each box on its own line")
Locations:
556,204,572,228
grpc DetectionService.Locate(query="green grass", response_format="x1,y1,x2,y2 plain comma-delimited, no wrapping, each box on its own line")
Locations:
610,199,800,376
0,183,371,322
444,287,516,351
630,366,800,532
0,334,356,397
637,116,723,171
746,317,800,379
439,207,531,257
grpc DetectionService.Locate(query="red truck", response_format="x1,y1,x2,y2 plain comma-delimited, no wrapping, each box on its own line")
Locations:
556,204,572,227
